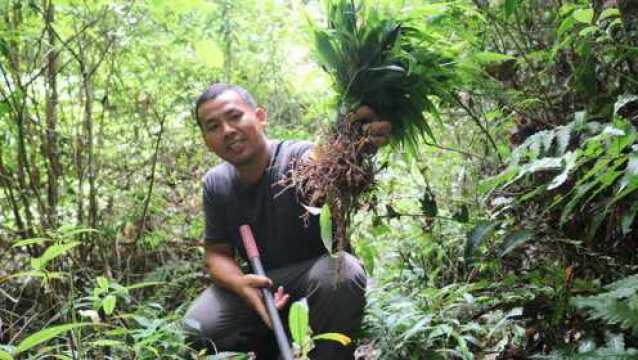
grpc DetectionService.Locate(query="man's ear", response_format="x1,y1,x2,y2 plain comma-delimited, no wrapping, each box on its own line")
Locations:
255,107,268,129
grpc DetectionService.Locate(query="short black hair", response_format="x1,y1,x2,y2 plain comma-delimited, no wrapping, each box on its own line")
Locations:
194,83,257,127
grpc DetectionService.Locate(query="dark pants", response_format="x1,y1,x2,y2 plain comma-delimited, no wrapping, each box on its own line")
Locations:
183,253,367,359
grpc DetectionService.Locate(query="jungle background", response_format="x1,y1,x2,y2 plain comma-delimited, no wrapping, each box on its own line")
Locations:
1,0,637,358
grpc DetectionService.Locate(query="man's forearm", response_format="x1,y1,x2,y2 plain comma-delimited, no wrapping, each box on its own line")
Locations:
205,246,244,294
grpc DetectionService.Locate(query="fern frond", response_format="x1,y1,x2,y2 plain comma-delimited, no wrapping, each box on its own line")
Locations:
572,273,638,334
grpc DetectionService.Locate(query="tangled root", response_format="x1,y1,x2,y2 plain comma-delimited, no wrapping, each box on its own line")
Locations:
281,113,378,254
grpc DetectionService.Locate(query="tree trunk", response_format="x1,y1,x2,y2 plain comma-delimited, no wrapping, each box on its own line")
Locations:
44,0,60,229
9,2,35,238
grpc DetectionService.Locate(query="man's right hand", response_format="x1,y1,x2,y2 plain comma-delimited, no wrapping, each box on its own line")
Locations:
235,274,290,329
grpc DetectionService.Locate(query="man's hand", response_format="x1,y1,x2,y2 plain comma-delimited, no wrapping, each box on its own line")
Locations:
351,105,392,148
235,274,290,329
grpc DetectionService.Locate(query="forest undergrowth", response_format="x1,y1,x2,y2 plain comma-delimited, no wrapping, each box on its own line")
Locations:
1,0,637,359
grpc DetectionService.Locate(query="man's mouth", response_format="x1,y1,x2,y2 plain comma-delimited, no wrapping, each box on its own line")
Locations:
226,139,246,153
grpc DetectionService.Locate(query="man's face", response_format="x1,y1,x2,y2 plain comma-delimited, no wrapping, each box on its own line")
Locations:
197,90,268,166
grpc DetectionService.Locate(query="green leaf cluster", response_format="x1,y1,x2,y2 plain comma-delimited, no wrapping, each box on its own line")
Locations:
312,0,456,149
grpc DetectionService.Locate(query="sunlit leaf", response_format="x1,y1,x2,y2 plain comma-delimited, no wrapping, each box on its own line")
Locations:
473,51,515,64
289,298,309,348
96,276,109,289
573,8,594,24
11,238,50,248
599,8,620,21
30,242,80,271
313,332,351,346
102,295,117,315
0,350,14,360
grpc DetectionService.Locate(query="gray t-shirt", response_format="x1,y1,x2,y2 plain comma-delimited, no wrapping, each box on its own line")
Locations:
202,140,327,270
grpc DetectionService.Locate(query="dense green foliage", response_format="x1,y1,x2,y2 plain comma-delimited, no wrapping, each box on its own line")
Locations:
312,0,456,147
1,0,637,359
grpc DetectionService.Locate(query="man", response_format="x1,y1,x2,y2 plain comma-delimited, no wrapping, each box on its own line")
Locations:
184,83,391,359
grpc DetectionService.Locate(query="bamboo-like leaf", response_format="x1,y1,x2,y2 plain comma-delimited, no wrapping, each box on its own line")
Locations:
30,241,80,271
473,51,515,64
16,323,93,354
11,238,50,248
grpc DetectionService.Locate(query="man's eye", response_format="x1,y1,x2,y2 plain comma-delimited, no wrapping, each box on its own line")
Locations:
207,124,219,132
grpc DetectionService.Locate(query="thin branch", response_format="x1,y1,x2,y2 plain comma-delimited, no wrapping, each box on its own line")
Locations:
423,140,485,160
453,94,503,163
136,109,167,244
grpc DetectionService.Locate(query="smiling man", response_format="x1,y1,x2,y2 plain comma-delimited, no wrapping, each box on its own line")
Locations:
184,83,390,359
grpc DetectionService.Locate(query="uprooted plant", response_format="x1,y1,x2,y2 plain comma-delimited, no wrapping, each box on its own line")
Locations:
284,0,456,254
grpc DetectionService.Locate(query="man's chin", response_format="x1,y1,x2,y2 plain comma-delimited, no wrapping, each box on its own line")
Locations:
224,153,253,167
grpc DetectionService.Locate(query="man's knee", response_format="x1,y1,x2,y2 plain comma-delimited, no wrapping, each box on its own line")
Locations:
307,253,367,301
182,286,265,352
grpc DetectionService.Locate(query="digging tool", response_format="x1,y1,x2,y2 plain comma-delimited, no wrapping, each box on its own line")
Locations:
239,224,294,360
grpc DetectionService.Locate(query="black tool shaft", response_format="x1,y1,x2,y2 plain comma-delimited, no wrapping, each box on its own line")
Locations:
239,224,294,360
249,257,294,360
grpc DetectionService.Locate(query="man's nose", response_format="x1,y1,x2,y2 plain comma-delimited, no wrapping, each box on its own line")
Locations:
220,121,238,138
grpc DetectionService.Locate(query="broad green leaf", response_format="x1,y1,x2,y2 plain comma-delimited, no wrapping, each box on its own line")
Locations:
0,350,14,360
573,8,594,24
102,295,117,315
499,230,533,257
313,332,351,346
319,204,333,253
289,299,309,348
96,276,109,289
16,323,92,353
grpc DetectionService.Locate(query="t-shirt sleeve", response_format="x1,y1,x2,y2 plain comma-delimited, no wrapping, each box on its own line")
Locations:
290,141,314,161
202,180,228,246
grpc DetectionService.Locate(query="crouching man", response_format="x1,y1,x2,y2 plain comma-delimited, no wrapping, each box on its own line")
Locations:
184,83,390,359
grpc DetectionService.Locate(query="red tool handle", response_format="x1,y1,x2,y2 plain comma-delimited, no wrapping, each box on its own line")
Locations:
239,224,260,259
